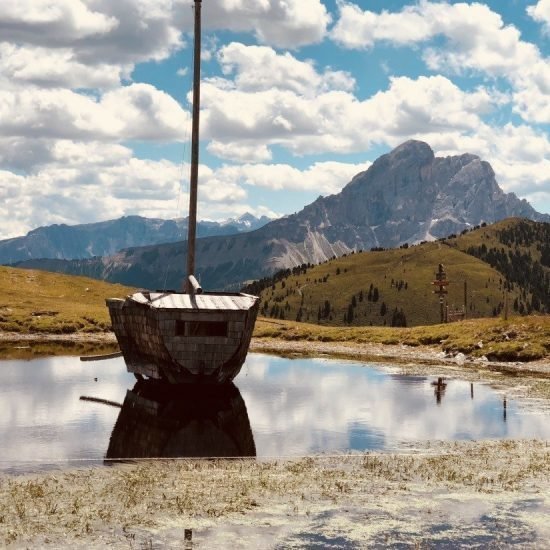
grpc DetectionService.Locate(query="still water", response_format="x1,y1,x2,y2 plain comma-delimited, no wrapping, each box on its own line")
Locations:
1,353,549,473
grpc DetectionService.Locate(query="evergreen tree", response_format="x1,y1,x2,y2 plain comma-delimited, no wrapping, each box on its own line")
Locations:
347,303,354,323
380,302,387,316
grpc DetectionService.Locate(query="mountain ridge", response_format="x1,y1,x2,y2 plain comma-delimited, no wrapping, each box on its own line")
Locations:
10,140,549,290
0,213,272,264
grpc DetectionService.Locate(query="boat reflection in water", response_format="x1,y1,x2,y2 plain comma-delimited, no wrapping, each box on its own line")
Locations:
106,380,256,460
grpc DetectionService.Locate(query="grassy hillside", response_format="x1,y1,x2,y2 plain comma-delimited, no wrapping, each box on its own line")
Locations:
252,242,523,327
0,266,135,334
449,218,550,314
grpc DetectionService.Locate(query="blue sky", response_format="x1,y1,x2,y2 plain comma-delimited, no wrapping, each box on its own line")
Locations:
0,0,549,239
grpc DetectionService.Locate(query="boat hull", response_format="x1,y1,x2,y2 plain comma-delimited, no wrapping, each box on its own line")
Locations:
106,381,256,459
107,292,259,384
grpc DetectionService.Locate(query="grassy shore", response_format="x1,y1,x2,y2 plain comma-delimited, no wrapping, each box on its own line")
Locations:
1,310,549,363
254,315,550,362
1,440,549,548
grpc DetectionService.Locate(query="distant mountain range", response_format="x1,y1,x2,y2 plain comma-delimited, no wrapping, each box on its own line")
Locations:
12,140,550,290
0,213,272,264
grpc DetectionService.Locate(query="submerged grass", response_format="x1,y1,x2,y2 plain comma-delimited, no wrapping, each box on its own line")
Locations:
1,440,549,547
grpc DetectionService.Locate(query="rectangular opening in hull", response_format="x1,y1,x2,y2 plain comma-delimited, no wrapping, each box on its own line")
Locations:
176,320,229,337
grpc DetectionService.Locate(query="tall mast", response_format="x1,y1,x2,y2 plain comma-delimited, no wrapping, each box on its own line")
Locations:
185,0,202,291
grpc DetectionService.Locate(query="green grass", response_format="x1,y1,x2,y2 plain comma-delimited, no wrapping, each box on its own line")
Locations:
260,242,523,327
254,315,550,361
0,266,135,334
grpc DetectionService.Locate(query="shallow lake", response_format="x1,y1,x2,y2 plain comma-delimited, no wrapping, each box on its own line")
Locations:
1,353,549,473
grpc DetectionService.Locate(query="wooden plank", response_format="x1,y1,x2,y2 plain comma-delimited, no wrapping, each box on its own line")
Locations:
80,351,122,362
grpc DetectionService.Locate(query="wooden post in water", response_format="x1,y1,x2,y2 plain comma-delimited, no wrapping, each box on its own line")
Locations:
185,0,202,292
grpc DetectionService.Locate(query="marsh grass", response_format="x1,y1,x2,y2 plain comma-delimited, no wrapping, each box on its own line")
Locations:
0,340,119,360
1,441,549,547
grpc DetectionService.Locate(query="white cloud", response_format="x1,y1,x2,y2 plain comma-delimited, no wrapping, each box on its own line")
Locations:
0,140,367,238
332,1,550,124
0,43,129,90
209,160,371,194
207,141,273,163
218,42,355,96
200,64,501,156
204,0,331,48
528,0,550,32
0,0,118,41
0,84,190,144
0,0,330,93
331,1,433,48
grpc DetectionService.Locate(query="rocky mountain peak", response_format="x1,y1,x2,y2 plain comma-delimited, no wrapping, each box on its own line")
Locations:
294,140,549,251
388,139,435,165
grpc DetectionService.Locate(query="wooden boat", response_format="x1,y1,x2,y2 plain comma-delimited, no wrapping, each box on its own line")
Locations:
106,381,256,459
106,0,259,384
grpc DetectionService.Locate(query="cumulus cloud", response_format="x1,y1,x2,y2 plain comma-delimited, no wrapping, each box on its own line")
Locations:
0,139,365,238
332,1,550,124
0,0,330,92
203,0,331,48
0,43,130,90
218,42,355,96
0,84,190,144
528,0,550,32
209,160,371,194
200,59,503,157
207,141,273,163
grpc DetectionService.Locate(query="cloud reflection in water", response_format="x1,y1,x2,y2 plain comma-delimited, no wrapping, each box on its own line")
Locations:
1,353,549,472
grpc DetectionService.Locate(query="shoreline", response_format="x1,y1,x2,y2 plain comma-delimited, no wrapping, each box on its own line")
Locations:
1,329,549,373
1,330,549,400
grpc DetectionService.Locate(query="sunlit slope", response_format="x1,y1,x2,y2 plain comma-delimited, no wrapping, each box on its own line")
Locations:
0,266,135,333
254,316,550,361
256,242,523,327
449,218,550,315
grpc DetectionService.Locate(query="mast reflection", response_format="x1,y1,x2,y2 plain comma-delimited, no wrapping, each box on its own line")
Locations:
106,381,256,460
431,377,448,405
